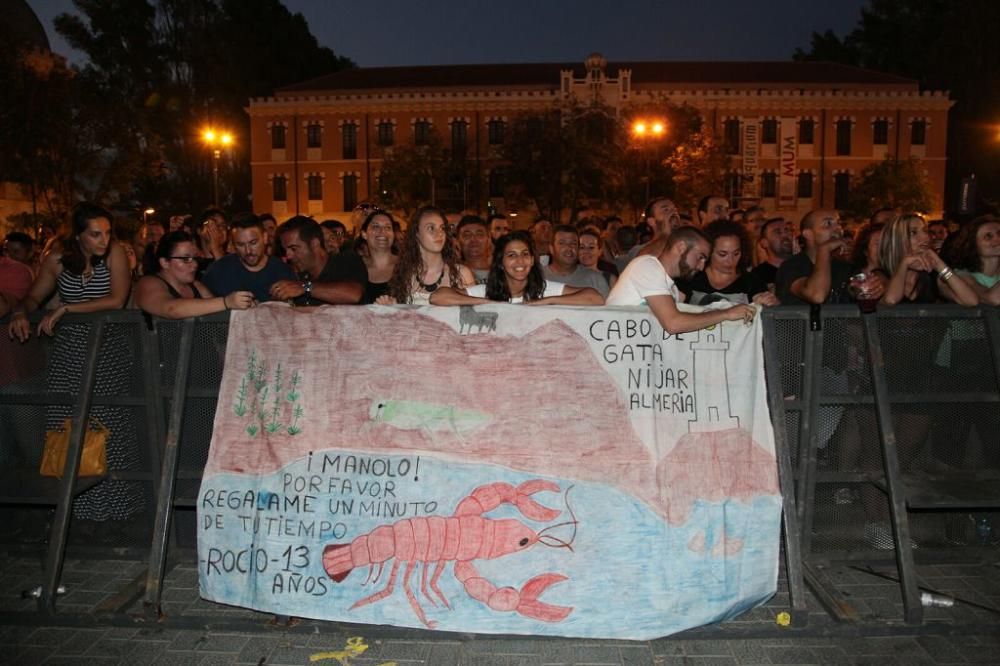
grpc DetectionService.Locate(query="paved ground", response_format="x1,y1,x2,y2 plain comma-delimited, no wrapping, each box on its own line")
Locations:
0,551,998,665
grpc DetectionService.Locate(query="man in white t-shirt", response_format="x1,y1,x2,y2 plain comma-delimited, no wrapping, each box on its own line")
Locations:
606,226,755,334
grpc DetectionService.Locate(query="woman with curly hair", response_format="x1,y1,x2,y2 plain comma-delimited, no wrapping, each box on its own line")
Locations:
430,230,603,305
379,206,474,304
849,221,885,275
949,215,1000,306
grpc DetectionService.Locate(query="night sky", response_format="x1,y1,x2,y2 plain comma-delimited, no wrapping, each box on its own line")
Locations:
28,0,868,68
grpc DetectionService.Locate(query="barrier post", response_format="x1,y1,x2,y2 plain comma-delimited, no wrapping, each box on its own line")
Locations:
795,313,823,554
39,319,105,614
761,312,809,626
143,319,196,618
860,313,923,624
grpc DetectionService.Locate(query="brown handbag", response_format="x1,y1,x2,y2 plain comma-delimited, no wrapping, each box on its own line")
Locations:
39,418,108,478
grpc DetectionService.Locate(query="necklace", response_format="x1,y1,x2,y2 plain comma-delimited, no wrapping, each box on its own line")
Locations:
417,267,445,293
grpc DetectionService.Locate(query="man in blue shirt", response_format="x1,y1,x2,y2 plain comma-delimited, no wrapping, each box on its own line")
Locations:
202,213,296,302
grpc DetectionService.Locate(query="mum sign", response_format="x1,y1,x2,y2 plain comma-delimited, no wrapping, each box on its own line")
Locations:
197,303,781,639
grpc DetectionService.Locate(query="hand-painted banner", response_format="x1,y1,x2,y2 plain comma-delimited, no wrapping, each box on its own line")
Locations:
197,303,781,639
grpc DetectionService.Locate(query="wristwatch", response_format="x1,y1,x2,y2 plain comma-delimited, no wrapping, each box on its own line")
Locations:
301,280,313,297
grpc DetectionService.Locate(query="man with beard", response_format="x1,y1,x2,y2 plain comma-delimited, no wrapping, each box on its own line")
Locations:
270,216,366,305
203,214,297,302
775,209,856,305
606,226,755,333
751,217,794,286
486,213,510,242
631,197,681,260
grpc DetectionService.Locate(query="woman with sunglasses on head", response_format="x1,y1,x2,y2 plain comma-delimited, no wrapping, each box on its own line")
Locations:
877,213,977,306
379,206,475,305
134,230,254,320
430,230,603,305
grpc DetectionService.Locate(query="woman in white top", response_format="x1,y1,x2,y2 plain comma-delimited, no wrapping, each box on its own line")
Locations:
431,231,603,305
380,206,474,305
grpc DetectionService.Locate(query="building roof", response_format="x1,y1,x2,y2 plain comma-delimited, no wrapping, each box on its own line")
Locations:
277,60,917,95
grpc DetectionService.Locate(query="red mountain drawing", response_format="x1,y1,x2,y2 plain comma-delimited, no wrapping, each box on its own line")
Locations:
208,306,777,524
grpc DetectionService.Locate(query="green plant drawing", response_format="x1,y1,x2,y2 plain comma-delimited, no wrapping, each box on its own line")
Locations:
234,375,249,417
287,403,304,435
287,370,301,402
233,349,304,438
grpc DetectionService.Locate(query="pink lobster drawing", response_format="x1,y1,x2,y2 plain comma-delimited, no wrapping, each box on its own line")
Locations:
322,480,576,629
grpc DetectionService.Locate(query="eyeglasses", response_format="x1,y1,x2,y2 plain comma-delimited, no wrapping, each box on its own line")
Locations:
169,256,197,263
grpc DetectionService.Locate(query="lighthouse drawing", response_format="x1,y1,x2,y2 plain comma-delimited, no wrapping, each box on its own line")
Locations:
688,325,740,433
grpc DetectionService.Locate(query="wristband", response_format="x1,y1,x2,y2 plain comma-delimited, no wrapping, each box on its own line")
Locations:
223,295,230,310
939,267,955,281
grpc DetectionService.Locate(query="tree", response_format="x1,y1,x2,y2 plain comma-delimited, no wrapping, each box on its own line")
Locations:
794,0,1000,212
501,99,729,220
50,0,355,212
624,100,729,214
847,157,934,219
375,130,475,218
502,101,631,219
661,130,729,213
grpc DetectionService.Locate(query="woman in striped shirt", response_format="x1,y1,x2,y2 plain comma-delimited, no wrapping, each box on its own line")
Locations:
9,202,130,341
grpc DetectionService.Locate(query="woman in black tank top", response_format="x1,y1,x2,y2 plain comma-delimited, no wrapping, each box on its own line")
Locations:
134,231,254,324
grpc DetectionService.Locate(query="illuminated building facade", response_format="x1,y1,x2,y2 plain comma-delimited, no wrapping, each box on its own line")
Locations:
248,53,951,223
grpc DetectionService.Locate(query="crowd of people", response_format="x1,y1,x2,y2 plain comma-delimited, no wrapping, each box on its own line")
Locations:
3,195,998,341
1,197,998,532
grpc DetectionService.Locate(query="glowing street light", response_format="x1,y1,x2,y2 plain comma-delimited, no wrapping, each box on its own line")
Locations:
202,126,234,205
631,117,668,201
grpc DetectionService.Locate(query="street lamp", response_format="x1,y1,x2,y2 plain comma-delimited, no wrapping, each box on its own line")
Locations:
631,118,667,201
202,127,234,206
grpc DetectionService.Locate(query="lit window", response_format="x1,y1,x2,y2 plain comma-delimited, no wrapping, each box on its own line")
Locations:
271,125,286,150
724,119,740,155
307,175,322,201
343,174,357,211
761,172,777,198
272,176,287,202
342,123,357,159
798,119,814,145
836,119,852,156
834,173,850,209
306,123,322,149
488,119,505,145
873,119,888,146
761,119,778,144
377,121,394,147
797,172,813,199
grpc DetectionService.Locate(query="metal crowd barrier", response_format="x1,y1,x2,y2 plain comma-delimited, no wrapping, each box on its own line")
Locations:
761,304,1000,624
0,306,997,626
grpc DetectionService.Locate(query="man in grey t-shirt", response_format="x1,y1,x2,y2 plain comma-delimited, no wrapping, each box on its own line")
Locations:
543,224,610,298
